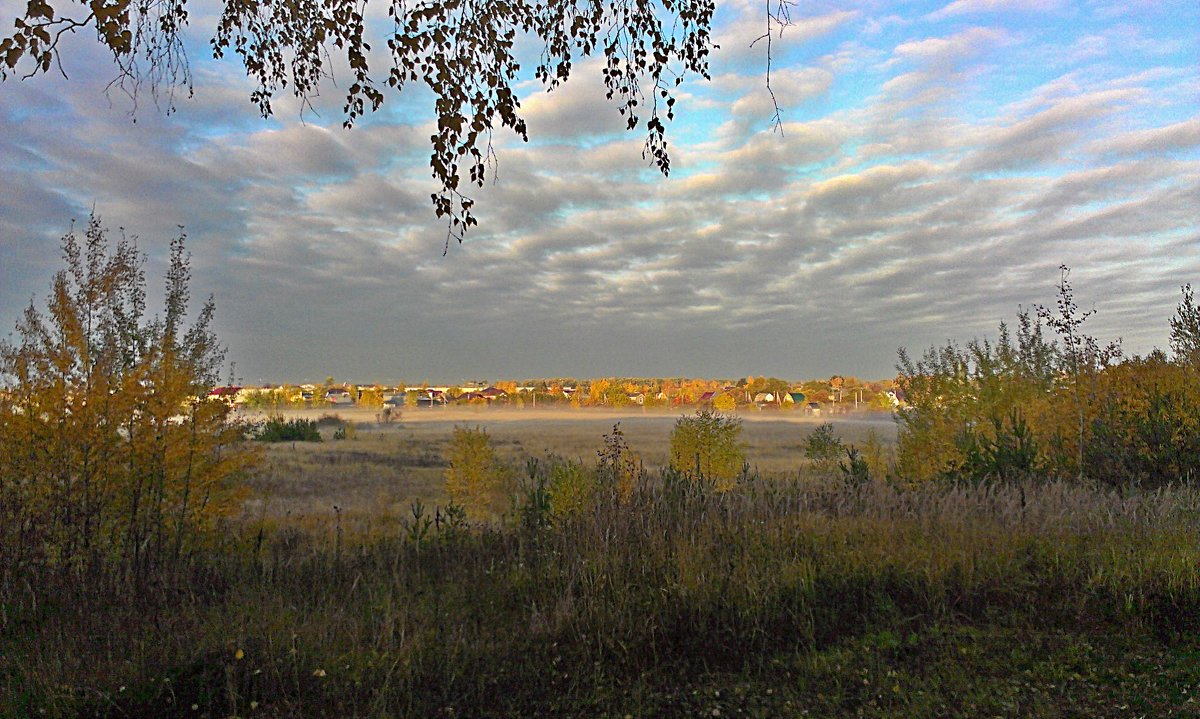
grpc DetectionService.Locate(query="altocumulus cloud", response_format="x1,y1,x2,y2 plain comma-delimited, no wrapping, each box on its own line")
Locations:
0,0,1196,382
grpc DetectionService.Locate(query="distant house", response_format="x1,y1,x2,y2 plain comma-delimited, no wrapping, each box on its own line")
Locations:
786,392,806,405
698,391,716,404
885,389,906,406
417,390,447,407
480,387,507,401
627,392,646,406
383,394,405,407
806,402,822,415
753,392,777,405
207,386,241,406
326,387,353,405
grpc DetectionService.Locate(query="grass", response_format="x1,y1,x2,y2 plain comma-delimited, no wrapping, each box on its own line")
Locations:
240,412,894,522
4,417,1200,717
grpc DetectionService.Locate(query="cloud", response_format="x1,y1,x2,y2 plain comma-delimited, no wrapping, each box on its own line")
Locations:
927,0,1065,21
713,7,860,70
1,0,1196,381
960,88,1141,172
1096,119,1200,157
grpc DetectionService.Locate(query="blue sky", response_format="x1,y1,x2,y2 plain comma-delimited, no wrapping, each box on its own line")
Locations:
1,0,1197,385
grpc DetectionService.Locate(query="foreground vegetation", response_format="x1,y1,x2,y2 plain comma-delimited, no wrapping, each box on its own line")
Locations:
5,467,1200,717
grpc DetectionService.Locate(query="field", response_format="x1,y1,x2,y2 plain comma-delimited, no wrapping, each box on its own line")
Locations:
240,406,896,522
6,408,1200,718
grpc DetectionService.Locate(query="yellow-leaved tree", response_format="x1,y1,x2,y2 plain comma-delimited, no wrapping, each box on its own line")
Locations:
444,425,512,518
0,214,253,601
669,408,745,491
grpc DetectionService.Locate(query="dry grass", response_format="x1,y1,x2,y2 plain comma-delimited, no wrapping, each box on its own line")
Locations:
241,407,897,523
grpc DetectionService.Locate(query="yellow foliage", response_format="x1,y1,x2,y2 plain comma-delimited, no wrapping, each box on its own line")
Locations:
0,215,254,579
445,426,512,518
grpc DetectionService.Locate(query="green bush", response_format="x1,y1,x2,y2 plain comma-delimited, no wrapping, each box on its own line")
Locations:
804,422,844,471
255,416,322,442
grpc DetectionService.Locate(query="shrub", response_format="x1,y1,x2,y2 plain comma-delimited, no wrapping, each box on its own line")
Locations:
669,408,745,490
597,423,640,503
804,422,844,472
839,446,871,483
445,425,512,518
255,416,322,442
546,459,597,522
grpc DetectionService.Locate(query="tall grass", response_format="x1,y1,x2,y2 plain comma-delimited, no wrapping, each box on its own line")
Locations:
5,460,1200,717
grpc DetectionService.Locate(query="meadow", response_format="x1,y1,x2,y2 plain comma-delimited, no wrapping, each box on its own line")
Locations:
240,407,896,523
5,409,1200,718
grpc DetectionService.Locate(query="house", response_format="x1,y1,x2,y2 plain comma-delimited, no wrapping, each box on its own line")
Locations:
480,386,507,401
325,387,353,405
416,390,447,407
806,402,822,416
786,392,806,405
627,392,646,406
697,390,716,404
207,386,241,405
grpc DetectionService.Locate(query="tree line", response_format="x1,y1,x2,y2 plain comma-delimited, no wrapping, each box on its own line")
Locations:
895,267,1200,487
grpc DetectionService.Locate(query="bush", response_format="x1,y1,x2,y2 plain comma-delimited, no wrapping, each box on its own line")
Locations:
546,459,597,522
669,408,745,490
255,416,322,442
597,423,640,503
445,425,512,518
804,422,844,471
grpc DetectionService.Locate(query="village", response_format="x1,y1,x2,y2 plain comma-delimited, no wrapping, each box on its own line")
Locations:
209,376,906,414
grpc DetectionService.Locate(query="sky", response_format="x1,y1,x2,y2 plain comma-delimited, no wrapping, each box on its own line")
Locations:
1,0,1197,385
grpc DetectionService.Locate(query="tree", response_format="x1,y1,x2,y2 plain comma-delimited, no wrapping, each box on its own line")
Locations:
1036,265,1121,481
668,408,744,490
2,0,725,247
895,308,1061,482
803,422,843,473
357,386,384,408
0,213,251,594
445,425,511,518
1170,284,1200,369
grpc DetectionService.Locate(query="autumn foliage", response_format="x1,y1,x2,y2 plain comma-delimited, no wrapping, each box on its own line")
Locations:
894,274,1200,486
0,215,252,602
